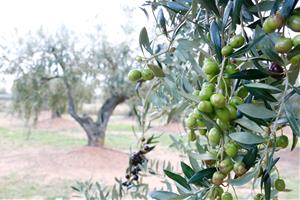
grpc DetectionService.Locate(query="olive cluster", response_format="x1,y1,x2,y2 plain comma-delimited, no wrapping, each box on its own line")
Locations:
206,186,233,200
122,138,154,187
186,62,249,196
127,68,154,82
184,42,291,199
221,35,245,57
263,11,300,65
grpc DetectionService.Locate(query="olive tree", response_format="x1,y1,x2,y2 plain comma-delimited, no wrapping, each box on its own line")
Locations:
123,0,300,200
0,25,137,146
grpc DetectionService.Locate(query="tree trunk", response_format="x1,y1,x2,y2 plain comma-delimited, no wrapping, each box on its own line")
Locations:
77,95,126,146
65,82,127,146
51,110,62,119
58,59,127,147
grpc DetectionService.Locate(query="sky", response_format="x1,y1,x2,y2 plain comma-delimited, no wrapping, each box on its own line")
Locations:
0,0,147,39
0,0,147,92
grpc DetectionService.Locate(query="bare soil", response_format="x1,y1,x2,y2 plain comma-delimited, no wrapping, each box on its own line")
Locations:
0,112,299,199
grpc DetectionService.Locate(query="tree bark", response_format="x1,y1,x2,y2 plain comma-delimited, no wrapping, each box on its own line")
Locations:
64,77,127,146
55,51,127,147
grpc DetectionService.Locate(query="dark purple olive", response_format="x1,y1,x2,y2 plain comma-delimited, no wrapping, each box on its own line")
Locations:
144,145,150,151
269,63,284,79
130,152,143,165
132,167,141,175
133,175,139,181
125,174,130,179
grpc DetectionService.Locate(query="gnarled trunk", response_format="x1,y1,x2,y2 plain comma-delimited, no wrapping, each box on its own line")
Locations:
66,85,126,146
56,53,128,147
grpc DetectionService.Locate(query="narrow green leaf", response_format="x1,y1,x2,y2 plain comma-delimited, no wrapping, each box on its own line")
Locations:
210,21,222,62
243,147,258,169
229,132,265,145
228,69,268,80
237,104,276,119
199,0,220,17
235,117,265,134
158,9,167,36
188,167,216,184
248,1,275,12
288,63,300,85
291,132,298,151
166,2,190,14
231,0,243,30
223,0,233,29
139,27,152,54
262,46,284,66
147,64,165,77
264,174,271,200
188,154,201,171
231,34,266,57
287,45,300,60
244,83,281,92
164,170,191,190
247,87,277,102
150,191,178,200
228,165,260,186
180,162,195,179
280,0,299,18
242,6,254,22
284,104,300,137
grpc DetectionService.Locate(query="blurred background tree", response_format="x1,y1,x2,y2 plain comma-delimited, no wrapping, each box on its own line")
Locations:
0,24,137,147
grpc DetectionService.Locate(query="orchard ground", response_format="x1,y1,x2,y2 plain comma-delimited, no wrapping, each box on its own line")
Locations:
0,105,299,199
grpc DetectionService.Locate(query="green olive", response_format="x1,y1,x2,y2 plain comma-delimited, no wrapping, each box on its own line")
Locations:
263,17,277,33
199,87,214,100
234,161,247,176
215,107,231,122
229,96,244,107
203,59,220,75
186,116,197,129
225,143,238,157
276,135,289,148
188,130,196,141
219,158,234,174
226,105,237,120
198,101,214,113
221,45,234,57
237,86,248,99
290,54,300,65
197,120,207,135
202,82,215,92
230,35,245,49
208,127,221,146
275,178,286,191
210,93,226,108
287,15,300,32
128,69,142,82
221,192,233,200
216,118,230,131
292,35,300,46
275,37,293,53
225,64,238,75
141,68,154,80
212,171,225,185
